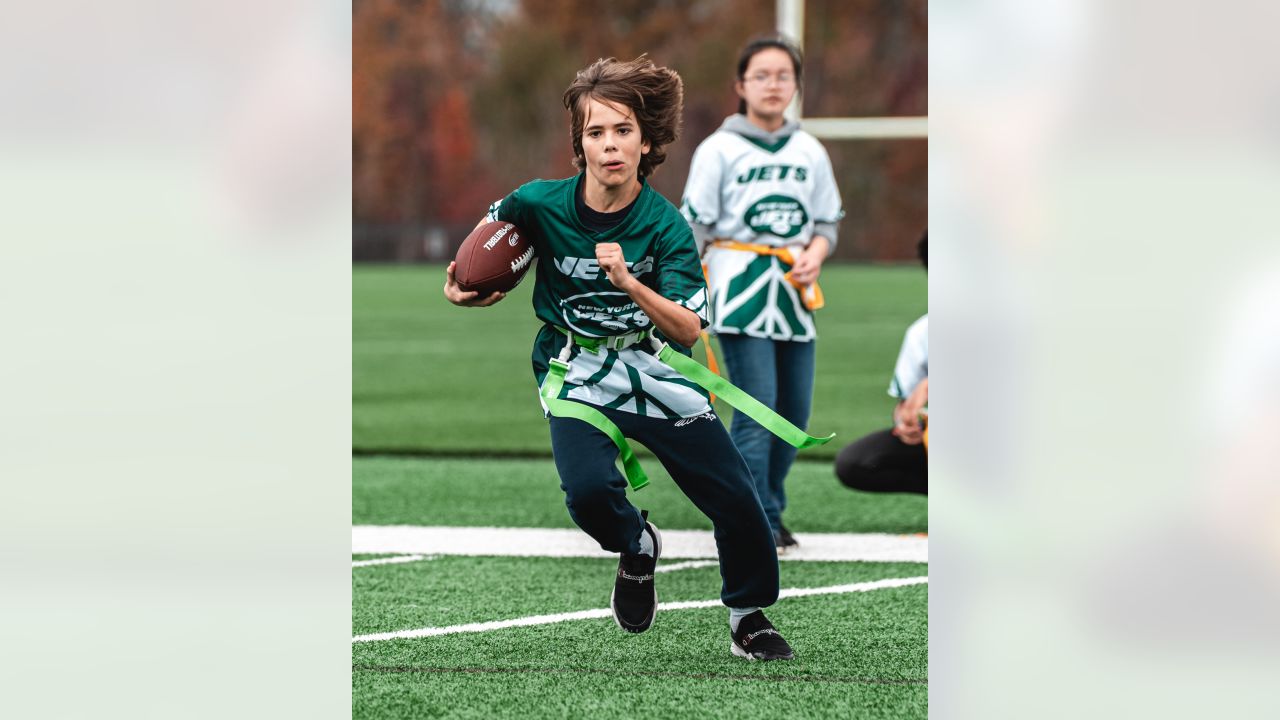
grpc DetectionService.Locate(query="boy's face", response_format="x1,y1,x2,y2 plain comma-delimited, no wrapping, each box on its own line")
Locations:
580,97,650,192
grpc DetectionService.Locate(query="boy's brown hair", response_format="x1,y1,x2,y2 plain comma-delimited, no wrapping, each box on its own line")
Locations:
562,55,683,179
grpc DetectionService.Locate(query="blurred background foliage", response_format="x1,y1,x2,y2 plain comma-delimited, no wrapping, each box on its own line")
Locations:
353,0,925,262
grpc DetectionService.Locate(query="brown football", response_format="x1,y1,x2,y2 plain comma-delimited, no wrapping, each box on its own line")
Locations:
453,221,534,295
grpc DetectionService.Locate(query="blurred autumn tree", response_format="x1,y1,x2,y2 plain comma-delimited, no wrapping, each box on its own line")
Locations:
352,0,503,257
353,0,925,262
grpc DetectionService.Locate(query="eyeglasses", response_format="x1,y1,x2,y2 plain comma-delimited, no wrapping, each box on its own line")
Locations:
744,73,795,86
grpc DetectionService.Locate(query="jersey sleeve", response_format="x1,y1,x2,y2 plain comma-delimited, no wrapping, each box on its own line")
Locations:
656,222,710,330
889,315,929,399
809,142,845,255
482,186,524,226
679,139,723,255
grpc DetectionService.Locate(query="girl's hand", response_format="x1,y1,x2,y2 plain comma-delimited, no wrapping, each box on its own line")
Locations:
790,236,830,286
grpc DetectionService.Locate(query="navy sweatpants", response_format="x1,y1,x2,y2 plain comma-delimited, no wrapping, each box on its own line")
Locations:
549,404,779,609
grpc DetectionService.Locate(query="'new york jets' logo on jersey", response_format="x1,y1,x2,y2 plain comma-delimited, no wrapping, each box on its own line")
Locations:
560,290,651,336
744,194,808,239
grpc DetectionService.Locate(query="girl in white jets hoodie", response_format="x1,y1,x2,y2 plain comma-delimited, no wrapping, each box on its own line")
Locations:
681,35,843,552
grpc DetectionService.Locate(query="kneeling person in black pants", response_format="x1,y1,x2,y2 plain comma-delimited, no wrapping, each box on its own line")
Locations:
835,374,928,495
836,234,928,495
836,319,927,495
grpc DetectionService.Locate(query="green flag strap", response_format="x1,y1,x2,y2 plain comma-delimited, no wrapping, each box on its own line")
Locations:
540,358,650,491
655,341,835,449
553,325,650,353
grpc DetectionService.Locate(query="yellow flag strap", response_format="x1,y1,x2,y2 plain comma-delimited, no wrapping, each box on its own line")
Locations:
710,240,824,311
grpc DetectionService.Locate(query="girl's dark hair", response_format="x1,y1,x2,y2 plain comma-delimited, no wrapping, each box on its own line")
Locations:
735,35,804,115
563,55,683,179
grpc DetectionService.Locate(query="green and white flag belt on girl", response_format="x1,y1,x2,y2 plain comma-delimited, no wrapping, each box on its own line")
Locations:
539,330,834,491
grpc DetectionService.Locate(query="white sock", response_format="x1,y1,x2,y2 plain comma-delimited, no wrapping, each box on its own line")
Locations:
636,525,655,557
729,606,759,632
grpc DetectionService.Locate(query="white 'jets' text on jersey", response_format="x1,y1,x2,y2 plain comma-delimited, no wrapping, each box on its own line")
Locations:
554,255,655,280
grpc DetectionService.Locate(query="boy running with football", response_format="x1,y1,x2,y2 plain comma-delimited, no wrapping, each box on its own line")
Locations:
443,56,795,660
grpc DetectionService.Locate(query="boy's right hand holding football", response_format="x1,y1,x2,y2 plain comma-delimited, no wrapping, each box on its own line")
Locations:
444,261,506,307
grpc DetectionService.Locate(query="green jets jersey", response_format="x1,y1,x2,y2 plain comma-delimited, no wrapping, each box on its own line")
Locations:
484,174,712,419
681,115,844,342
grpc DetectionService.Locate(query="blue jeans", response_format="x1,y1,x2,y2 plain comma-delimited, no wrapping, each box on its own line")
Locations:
717,334,816,532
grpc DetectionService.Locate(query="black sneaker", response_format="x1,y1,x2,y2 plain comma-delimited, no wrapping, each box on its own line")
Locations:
774,525,799,555
731,610,794,661
611,514,661,633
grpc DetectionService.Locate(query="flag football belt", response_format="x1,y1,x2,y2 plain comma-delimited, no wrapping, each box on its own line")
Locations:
709,239,825,311
540,327,834,491
552,326,650,352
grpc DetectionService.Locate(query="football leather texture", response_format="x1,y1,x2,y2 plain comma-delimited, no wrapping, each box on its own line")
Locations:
453,221,534,295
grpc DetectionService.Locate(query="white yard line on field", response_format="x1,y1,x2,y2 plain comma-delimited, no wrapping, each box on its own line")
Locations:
352,554,434,568
352,575,927,643
352,526,927,563
353,553,711,573
655,560,721,574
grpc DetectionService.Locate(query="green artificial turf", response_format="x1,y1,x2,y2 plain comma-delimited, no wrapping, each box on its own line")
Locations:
353,664,925,720
353,456,927,534
354,263,926,456
352,556,927,719
353,555,926,635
